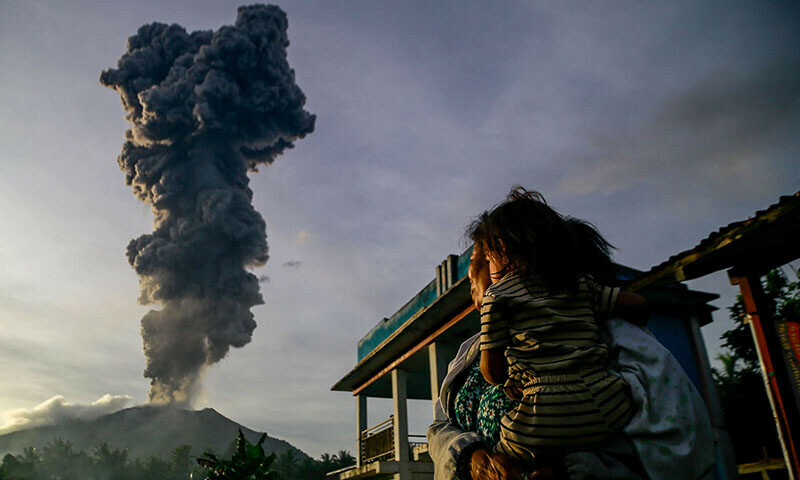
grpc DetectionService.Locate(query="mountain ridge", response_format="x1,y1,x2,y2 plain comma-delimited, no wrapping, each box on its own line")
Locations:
0,405,303,460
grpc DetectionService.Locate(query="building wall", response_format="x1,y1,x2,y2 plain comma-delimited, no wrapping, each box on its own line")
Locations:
647,312,704,391
357,280,439,361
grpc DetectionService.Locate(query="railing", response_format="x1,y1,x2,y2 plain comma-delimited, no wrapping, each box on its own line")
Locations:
361,416,395,465
737,456,786,479
359,416,429,465
408,434,427,449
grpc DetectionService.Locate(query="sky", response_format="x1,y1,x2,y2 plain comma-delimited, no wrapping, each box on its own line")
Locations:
0,0,799,458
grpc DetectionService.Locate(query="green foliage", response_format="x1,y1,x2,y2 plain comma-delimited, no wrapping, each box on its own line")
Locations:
197,429,278,480
713,267,800,463
273,449,354,480
0,443,204,480
92,443,129,480
1,452,37,480
0,431,354,480
719,268,800,375
196,430,355,480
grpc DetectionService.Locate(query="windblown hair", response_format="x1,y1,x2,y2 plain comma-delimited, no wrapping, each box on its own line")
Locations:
466,186,616,292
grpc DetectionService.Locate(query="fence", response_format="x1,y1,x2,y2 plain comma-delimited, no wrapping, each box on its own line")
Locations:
359,416,427,465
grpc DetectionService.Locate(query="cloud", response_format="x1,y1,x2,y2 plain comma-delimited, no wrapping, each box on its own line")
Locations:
282,261,303,269
559,58,800,197
0,394,133,435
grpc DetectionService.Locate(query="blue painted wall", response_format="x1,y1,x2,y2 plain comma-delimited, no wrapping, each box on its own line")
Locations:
647,312,703,392
357,279,438,361
455,247,473,280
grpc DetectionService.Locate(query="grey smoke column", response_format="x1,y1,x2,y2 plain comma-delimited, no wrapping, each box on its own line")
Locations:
100,5,315,404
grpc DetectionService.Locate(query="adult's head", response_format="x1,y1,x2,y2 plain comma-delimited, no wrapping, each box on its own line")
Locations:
468,243,492,310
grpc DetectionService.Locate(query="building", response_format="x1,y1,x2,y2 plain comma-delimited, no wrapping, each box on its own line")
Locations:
330,248,735,480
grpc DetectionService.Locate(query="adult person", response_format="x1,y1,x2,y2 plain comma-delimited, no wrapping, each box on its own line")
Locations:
427,244,716,480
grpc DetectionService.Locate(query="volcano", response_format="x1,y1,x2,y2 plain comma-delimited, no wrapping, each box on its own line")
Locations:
0,405,302,460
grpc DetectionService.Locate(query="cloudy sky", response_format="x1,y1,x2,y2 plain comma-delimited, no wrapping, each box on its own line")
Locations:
1,0,798,457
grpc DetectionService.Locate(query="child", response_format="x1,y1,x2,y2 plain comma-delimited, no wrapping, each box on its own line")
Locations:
467,186,648,465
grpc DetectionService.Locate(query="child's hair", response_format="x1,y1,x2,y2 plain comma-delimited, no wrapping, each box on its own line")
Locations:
465,186,616,292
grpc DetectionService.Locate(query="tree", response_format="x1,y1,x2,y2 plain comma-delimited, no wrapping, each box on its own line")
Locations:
133,456,172,480
333,450,355,470
714,267,800,465
167,445,192,480
1,453,37,480
92,443,130,480
38,438,94,480
273,449,300,479
197,429,278,480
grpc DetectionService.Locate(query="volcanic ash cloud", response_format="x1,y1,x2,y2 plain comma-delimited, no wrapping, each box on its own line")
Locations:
100,5,315,405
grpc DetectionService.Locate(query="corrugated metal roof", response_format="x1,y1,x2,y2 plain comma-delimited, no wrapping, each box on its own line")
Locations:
631,191,800,290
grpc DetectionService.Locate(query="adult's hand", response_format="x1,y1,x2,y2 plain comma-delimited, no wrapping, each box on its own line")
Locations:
470,448,564,480
470,449,526,480
469,245,491,310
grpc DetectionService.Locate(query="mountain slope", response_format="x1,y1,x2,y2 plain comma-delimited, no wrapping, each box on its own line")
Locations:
0,405,301,460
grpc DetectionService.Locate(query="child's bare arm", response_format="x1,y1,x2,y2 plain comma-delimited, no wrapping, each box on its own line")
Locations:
481,348,508,385
615,292,650,326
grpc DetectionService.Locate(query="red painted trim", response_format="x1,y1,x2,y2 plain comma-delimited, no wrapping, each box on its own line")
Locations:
736,275,800,477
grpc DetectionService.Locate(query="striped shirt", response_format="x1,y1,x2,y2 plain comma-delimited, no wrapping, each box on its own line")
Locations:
479,272,620,382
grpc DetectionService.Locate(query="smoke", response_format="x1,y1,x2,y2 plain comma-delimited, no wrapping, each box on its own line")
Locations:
100,5,315,404
0,395,133,435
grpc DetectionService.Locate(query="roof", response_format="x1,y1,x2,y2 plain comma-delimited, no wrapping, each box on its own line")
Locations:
331,274,475,398
355,248,472,361
630,192,800,291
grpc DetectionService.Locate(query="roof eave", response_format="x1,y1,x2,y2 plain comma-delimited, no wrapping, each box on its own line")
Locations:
331,276,471,393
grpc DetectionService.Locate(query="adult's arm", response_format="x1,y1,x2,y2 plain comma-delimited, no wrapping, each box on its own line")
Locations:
427,398,484,480
429,407,533,480
428,397,552,480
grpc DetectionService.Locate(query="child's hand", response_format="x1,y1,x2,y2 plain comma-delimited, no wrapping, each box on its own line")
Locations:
469,245,491,310
616,292,650,326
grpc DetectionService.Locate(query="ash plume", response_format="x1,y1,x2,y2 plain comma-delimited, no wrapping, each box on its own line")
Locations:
100,5,315,404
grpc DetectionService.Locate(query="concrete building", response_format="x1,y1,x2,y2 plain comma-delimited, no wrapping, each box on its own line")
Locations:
330,248,733,480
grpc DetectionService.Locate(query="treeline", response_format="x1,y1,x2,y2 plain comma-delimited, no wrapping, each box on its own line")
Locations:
0,437,354,480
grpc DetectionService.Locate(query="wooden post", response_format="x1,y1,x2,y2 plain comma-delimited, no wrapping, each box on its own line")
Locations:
356,395,367,468
392,368,410,479
730,271,800,480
